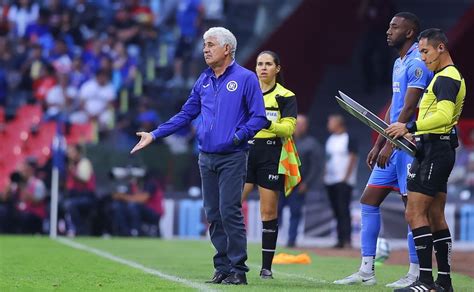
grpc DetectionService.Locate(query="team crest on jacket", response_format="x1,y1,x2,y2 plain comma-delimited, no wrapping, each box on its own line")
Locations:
226,81,238,92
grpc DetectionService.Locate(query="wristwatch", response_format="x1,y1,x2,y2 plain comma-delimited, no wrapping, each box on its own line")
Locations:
405,121,417,133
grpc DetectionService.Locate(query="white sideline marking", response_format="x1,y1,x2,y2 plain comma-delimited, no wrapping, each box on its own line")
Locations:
56,238,218,292
248,263,327,283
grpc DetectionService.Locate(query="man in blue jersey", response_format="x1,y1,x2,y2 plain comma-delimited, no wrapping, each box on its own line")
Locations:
131,27,268,285
334,12,433,288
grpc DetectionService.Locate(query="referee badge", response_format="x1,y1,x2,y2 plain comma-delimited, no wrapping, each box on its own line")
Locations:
414,67,423,79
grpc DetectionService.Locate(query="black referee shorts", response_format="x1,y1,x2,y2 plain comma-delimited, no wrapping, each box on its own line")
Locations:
246,138,284,191
407,135,456,197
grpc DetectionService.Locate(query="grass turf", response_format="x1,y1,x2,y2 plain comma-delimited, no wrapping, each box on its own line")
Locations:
1,236,472,291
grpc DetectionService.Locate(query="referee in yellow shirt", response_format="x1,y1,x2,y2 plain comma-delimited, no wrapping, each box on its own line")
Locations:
241,51,297,280
386,28,466,292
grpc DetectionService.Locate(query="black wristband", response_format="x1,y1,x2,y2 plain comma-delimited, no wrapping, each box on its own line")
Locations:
406,121,417,133
264,119,272,129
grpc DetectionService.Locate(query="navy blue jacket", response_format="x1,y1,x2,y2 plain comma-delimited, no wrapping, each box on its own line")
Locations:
151,62,267,153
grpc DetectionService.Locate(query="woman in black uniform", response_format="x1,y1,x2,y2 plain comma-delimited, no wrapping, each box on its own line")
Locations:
242,51,298,279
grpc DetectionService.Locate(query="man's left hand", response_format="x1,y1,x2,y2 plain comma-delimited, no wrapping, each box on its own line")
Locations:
385,122,408,139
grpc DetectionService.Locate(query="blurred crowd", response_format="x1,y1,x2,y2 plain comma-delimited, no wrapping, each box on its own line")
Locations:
1,0,473,240
0,0,225,236
0,0,225,134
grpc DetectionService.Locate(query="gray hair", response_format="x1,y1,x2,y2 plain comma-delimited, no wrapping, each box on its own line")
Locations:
203,27,237,59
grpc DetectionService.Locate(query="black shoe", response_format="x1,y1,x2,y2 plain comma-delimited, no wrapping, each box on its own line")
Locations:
222,273,247,285
435,280,454,292
287,241,295,248
260,268,273,279
205,271,229,284
394,279,439,292
333,242,344,249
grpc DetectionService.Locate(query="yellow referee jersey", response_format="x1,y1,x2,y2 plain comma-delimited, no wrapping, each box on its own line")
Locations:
255,83,297,139
415,65,466,134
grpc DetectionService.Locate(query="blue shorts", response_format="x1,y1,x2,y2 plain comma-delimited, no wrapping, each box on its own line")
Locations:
366,149,414,196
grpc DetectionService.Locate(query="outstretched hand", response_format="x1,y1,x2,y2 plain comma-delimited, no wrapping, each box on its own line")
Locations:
130,132,153,154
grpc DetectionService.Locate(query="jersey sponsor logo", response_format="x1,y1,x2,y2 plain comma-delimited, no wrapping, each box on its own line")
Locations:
414,67,423,79
393,81,401,93
203,83,210,88
407,163,416,179
226,81,238,92
268,174,279,181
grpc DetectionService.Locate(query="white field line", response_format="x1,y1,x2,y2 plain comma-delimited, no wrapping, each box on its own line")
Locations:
55,237,219,292
247,263,327,284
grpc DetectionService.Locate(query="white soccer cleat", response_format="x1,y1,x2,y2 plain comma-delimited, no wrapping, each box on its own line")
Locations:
333,271,376,285
385,273,417,288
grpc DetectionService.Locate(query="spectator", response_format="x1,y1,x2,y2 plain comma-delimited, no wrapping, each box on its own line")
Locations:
0,0,10,36
278,114,324,247
62,145,96,237
7,0,39,38
201,0,224,29
167,0,203,88
324,114,358,248
70,0,100,40
58,10,82,48
70,69,116,131
109,5,140,47
11,158,47,234
24,8,54,55
32,63,56,104
111,41,137,91
69,57,87,90
19,43,47,92
46,0,67,38
110,169,164,237
49,38,73,74
44,73,78,121
0,172,19,233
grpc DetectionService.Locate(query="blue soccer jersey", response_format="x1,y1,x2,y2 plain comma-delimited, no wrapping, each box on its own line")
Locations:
368,43,432,195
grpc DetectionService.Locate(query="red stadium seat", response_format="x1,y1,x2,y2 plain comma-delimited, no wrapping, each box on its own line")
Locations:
17,104,42,126
0,106,4,123
38,121,57,143
67,122,96,145
458,119,474,147
3,121,30,143
0,144,24,174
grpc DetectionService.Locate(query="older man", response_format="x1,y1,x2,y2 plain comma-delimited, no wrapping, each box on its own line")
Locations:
131,27,268,285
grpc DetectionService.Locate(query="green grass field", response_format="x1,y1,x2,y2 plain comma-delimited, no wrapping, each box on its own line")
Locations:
1,236,472,291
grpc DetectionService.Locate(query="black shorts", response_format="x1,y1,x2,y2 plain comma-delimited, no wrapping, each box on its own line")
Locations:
407,135,456,197
246,138,284,191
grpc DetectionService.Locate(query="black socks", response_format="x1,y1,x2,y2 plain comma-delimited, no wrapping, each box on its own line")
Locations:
412,226,434,284
433,229,452,288
262,219,278,270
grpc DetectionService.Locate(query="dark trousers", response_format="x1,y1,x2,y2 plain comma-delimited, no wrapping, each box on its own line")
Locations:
199,151,249,274
63,192,96,235
326,182,353,245
0,203,15,233
15,212,43,234
111,201,160,236
278,189,305,245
